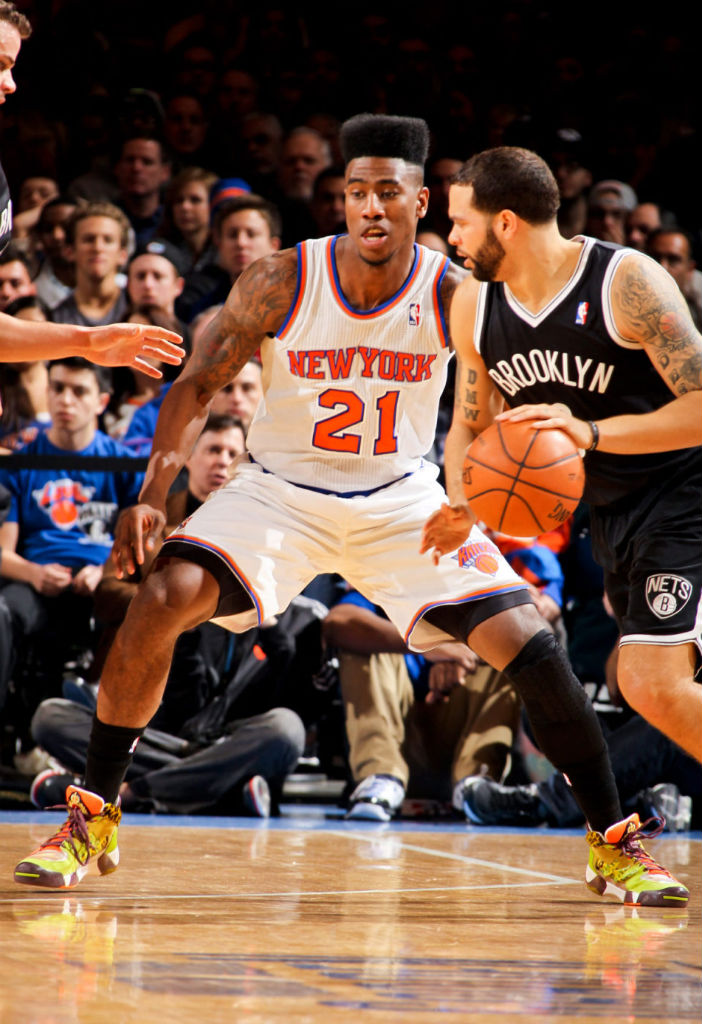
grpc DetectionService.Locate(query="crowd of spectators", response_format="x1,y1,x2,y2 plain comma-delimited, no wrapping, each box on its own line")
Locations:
0,2,699,825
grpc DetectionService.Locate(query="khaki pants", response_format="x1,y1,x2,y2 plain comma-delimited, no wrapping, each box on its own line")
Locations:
340,651,521,802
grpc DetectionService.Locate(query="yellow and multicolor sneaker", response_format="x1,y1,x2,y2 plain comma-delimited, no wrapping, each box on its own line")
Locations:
585,813,689,907
14,785,121,890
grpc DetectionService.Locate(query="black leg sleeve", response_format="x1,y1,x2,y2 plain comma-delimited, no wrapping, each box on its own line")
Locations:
504,630,622,833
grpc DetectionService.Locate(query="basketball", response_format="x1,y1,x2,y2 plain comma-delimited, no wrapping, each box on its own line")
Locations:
462,419,585,536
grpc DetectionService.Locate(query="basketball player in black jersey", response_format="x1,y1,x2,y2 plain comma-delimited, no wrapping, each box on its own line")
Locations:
0,4,183,382
422,145,700,886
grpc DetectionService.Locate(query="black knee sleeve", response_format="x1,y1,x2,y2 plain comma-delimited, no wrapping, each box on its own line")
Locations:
504,630,621,831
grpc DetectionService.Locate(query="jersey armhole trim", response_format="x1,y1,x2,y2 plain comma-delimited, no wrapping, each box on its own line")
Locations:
277,241,307,340
602,248,643,350
432,257,450,348
473,282,488,355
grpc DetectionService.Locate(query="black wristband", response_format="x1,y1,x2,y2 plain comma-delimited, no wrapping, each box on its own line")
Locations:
586,421,599,452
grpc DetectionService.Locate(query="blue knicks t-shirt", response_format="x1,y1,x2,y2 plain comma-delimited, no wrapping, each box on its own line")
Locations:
0,431,143,566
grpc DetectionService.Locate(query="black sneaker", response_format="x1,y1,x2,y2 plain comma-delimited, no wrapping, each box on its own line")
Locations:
30,770,78,810
458,775,549,826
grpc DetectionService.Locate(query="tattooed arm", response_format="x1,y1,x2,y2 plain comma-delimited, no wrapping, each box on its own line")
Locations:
112,249,298,576
420,274,502,562
498,253,702,454
599,252,702,452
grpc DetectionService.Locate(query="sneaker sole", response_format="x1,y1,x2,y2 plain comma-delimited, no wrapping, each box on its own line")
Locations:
13,844,119,889
585,866,689,906
346,801,392,822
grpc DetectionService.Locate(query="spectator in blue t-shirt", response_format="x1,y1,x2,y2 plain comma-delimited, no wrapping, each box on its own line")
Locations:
0,357,143,719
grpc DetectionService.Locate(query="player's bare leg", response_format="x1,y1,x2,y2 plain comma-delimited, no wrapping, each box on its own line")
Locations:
617,642,702,762
97,557,222,728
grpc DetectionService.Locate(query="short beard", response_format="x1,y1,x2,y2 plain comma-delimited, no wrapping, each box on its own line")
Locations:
470,225,505,282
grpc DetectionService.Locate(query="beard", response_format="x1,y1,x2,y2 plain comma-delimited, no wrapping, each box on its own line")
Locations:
469,225,505,281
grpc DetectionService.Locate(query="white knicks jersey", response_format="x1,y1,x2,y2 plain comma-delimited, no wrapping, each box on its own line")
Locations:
246,236,453,494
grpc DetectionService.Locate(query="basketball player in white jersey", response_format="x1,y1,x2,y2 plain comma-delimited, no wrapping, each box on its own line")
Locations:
0,3,184,382
14,115,686,907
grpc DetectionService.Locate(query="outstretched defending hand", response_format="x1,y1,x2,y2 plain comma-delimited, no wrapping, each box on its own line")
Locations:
87,323,185,379
420,503,476,566
112,503,166,579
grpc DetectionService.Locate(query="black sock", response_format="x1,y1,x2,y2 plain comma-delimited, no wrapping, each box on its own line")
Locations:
84,715,144,804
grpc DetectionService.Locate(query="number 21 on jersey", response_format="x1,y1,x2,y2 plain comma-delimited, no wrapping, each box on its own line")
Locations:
312,388,399,455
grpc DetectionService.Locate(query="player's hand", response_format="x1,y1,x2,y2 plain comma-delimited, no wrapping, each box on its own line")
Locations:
424,642,480,672
425,661,468,704
31,562,73,595
496,403,592,450
71,564,104,596
111,503,166,579
86,323,185,379
420,503,476,566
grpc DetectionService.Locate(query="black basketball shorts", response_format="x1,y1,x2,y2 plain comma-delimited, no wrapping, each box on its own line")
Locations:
589,465,702,652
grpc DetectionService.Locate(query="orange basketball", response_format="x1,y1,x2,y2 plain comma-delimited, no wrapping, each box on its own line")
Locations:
462,419,585,537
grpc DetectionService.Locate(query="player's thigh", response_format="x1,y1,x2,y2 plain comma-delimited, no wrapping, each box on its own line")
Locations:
466,602,552,671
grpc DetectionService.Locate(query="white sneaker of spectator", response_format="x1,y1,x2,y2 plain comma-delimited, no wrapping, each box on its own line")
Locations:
346,774,405,822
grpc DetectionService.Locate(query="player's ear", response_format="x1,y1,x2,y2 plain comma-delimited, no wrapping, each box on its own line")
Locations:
417,186,429,220
495,209,518,239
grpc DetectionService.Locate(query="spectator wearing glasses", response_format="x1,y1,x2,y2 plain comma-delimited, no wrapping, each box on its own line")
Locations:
646,227,702,330
585,179,637,245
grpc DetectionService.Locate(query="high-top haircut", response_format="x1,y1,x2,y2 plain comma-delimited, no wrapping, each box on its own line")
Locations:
340,114,430,172
454,147,560,225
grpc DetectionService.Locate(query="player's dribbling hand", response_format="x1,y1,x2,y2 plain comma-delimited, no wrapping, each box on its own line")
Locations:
112,503,166,579
496,403,591,450
420,503,476,566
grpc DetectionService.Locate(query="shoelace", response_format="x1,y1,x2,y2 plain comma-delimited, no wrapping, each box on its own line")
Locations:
42,804,91,865
619,816,667,874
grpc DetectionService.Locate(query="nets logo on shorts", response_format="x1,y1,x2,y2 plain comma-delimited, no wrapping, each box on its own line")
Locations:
645,574,693,619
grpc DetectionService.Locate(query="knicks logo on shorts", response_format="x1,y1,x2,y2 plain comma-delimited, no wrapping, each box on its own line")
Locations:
455,541,500,576
645,573,693,619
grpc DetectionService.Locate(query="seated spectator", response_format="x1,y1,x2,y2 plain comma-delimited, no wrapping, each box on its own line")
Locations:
0,296,52,450
103,307,184,442
646,227,702,329
0,358,143,730
11,175,60,253
309,166,346,238
275,125,332,247
50,203,130,327
30,413,306,817
625,201,675,252
160,166,218,274
177,193,281,324
546,129,593,239
162,91,216,174
125,238,187,324
0,243,36,311
113,132,172,247
31,196,78,312
585,179,638,245
322,588,521,822
209,356,263,431
238,110,284,199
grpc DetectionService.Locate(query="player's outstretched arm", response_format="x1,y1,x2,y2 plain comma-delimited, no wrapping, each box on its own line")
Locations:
112,249,298,579
421,277,501,564
0,312,184,377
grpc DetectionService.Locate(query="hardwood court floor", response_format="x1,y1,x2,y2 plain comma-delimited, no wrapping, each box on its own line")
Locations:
0,811,699,1023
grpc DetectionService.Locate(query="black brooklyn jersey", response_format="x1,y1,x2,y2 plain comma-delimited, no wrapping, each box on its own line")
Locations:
475,236,701,505
0,158,11,255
